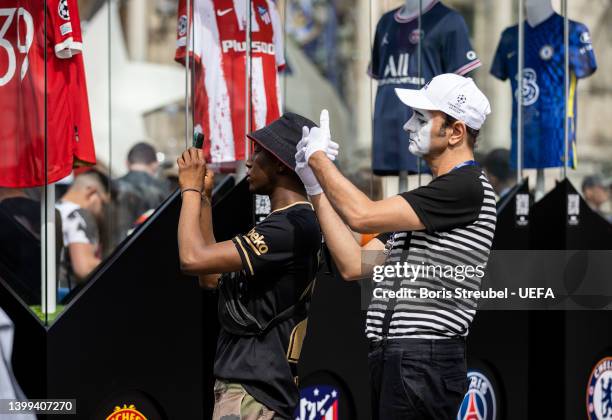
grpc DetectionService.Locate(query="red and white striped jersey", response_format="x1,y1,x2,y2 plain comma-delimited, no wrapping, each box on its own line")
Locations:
175,0,285,164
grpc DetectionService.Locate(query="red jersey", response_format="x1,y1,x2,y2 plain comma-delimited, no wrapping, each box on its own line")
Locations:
66,0,95,166
0,0,95,188
175,0,285,164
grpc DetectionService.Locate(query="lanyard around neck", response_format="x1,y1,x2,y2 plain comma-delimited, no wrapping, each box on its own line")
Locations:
451,160,478,172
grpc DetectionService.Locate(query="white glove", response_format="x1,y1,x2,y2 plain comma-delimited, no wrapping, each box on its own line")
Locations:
295,137,339,164
302,109,337,164
294,127,340,196
295,127,323,196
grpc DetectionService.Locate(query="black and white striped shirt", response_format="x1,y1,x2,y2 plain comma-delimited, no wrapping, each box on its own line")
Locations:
366,165,497,340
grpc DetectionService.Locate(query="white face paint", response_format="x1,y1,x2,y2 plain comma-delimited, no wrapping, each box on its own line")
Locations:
403,109,433,158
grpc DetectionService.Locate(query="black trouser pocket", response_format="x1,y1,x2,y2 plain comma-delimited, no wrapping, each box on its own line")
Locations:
442,372,468,396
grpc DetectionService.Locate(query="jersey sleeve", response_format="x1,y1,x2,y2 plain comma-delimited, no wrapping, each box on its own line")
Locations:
440,12,481,75
367,19,383,79
570,22,597,79
48,0,81,59
490,30,509,80
62,209,99,246
174,0,189,65
269,0,286,71
400,171,483,233
232,216,300,276
66,0,83,49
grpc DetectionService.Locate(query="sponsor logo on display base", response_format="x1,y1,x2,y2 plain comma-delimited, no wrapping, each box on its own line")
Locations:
515,193,530,227
568,193,580,226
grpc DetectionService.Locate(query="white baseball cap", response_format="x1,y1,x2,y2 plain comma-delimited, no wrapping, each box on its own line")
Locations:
395,73,491,130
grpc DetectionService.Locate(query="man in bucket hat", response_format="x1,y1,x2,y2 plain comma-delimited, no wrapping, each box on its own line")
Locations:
295,74,497,419
177,113,336,419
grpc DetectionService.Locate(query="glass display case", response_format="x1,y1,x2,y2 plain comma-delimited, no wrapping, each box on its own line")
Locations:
0,0,609,325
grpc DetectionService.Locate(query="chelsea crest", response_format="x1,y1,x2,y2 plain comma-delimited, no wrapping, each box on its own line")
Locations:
587,357,612,420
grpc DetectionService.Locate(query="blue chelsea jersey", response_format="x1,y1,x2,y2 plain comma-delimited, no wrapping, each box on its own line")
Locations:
369,1,480,174
490,13,597,169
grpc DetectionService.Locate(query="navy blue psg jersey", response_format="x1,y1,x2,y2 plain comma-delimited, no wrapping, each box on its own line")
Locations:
369,1,480,175
491,14,597,169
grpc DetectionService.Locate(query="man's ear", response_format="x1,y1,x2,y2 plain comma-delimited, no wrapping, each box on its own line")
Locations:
276,161,288,175
449,121,467,147
82,186,95,202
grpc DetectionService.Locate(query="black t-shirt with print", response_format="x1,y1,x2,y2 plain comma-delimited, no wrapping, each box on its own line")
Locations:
214,202,321,418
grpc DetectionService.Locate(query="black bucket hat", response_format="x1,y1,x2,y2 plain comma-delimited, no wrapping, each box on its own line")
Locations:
247,112,317,171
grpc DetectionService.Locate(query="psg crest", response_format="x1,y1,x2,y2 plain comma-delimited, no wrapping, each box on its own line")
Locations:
294,385,339,420
587,357,612,420
457,371,497,420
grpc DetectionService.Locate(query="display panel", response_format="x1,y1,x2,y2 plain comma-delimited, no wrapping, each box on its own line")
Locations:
0,0,609,322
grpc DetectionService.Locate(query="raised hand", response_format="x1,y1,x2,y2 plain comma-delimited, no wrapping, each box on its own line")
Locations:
177,147,207,192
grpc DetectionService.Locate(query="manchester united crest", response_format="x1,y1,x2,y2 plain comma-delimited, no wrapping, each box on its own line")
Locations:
106,404,147,420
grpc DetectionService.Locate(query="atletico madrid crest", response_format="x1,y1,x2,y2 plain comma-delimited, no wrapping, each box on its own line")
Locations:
456,371,496,420
257,6,271,25
294,385,339,420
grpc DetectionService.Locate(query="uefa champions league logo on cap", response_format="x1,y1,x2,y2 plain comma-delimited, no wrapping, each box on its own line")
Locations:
587,357,612,419
456,95,467,106
457,371,496,420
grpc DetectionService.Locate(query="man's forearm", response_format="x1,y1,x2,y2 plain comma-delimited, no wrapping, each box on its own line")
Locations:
178,193,207,269
198,198,221,288
309,152,373,231
311,194,364,280
200,198,216,245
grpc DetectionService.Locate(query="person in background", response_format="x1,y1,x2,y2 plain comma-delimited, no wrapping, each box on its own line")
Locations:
56,171,109,289
0,307,36,420
482,148,517,202
0,188,60,239
0,187,63,265
113,142,170,246
582,175,610,218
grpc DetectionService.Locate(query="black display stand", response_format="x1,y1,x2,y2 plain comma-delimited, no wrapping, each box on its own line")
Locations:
0,207,42,304
0,178,252,419
2,176,610,419
530,179,612,250
492,179,530,250
298,255,370,420
466,179,530,420
529,178,612,419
